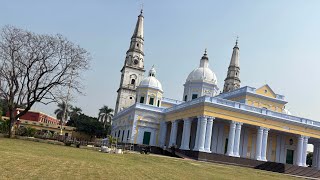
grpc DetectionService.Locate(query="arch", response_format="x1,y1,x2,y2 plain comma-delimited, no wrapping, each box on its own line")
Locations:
130,74,137,86
131,79,136,85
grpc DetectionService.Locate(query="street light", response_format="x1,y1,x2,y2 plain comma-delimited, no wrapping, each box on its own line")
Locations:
60,68,75,136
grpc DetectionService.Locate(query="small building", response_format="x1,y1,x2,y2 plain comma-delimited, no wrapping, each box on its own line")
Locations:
3,109,75,136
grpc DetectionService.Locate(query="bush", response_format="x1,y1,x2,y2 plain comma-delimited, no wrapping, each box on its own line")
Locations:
64,141,72,146
25,126,36,137
16,126,28,136
75,142,80,148
0,120,10,134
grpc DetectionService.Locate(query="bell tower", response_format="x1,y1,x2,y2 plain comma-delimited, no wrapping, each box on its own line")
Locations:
115,10,145,114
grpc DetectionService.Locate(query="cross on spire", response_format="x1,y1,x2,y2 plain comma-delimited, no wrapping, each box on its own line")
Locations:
235,36,239,46
140,3,144,14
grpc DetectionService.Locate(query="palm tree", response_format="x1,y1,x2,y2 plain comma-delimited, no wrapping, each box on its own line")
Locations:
98,105,114,132
54,102,71,123
70,106,82,119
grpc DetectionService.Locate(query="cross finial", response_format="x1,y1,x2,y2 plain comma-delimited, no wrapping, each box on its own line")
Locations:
235,36,239,46
140,3,144,14
204,48,207,55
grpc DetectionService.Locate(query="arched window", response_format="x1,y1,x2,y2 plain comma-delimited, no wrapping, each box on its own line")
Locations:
184,95,187,101
131,79,135,85
157,100,160,107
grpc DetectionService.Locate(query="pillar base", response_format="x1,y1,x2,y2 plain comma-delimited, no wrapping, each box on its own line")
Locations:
193,147,205,152
180,147,190,151
295,163,304,167
255,156,262,161
226,152,234,157
204,148,212,153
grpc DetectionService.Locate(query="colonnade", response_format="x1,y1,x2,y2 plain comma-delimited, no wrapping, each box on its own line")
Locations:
159,116,310,167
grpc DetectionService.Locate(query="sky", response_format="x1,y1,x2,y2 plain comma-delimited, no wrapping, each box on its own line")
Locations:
1,0,320,120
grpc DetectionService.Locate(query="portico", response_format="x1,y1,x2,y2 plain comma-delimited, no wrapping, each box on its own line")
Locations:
160,95,319,167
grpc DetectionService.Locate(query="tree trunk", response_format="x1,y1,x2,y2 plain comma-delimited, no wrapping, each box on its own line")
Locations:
9,110,16,138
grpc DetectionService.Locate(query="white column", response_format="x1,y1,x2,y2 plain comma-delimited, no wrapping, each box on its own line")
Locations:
313,143,319,168
275,135,281,163
226,121,236,156
302,136,309,167
233,122,242,157
261,128,269,161
295,135,304,166
204,117,214,152
196,116,208,152
193,118,201,150
119,129,123,142
159,121,167,147
180,118,192,150
317,144,320,170
169,120,178,147
255,127,264,160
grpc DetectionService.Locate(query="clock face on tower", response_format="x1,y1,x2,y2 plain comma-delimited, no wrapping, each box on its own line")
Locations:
133,59,139,65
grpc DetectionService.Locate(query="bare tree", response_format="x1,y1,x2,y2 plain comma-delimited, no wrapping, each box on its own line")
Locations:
0,26,90,137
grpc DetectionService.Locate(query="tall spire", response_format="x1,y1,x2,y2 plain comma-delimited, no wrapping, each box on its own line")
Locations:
132,9,144,39
126,10,144,57
223,38,241,93
229,38,240,67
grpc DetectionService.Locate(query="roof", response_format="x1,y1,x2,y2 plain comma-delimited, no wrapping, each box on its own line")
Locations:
216,85,287,104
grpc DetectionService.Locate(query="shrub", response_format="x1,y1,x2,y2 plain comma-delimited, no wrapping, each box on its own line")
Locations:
16,126,28,136
64,141,72,146
0,120,10,134
25,126,36,137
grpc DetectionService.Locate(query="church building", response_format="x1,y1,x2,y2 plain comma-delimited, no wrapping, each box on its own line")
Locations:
112,10,320,168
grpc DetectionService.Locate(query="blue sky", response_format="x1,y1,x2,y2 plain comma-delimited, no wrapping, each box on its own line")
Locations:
1,0,320,120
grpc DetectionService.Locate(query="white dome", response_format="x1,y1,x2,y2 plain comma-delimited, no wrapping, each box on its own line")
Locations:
139,66,163,92
139,76,163,92
187,67,217,84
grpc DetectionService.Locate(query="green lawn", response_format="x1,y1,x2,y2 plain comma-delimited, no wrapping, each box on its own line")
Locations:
0,138,298,180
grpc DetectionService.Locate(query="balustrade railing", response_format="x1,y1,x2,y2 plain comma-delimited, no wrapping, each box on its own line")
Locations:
115,95,320,129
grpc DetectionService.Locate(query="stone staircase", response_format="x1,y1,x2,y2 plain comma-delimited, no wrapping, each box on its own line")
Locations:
173,149,320,179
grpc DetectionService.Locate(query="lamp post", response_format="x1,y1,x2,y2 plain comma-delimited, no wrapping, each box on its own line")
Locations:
60,68,75,136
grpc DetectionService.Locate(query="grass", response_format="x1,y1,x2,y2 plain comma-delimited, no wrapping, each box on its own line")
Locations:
0,138,298,180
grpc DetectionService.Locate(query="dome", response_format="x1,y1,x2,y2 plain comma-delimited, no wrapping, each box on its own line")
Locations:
186,50,217,85
138,66,163,92
187,67,217,84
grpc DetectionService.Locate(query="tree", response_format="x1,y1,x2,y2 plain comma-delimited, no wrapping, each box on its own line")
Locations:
98,105,113,133
54,101,71,122
0,99,8,116
0,26,90,137
70,106,82,119
74,113,107,139
65,106,82,127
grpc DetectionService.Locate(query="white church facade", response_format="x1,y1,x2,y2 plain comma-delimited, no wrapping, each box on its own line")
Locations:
112,10,320,168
